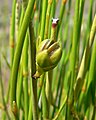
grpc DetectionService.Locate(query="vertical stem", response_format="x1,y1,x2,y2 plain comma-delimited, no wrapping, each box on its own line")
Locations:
37,74,45,101
46,71,53,104
17,64,23,109
44,0,53,39
70,0,79,88
29,22,38,120
40,0,48,41
68,0,79,119
42,80,49,119
9,0,16,113
10,0,16,67
82,0,94,52
63,0,71,46
86,15,96,91
57,0,67,38
28,79,33,120
76,0,85,64
15,1,19,41
10,0,35,105
74,15,96,101
48,0,56,38
22,0,29,119
23,33,29,120
0,57,10,120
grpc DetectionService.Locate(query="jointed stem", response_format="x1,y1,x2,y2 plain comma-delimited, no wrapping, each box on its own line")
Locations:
10,0,35,105
29,22,38,120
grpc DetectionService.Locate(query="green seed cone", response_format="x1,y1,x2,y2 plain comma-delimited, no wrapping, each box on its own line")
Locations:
36,39,62,72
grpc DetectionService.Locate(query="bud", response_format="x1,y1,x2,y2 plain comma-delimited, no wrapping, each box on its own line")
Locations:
36,39,62,73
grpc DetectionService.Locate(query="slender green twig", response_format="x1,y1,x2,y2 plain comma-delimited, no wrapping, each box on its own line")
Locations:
1,52,10,69
17,64,23,109
48,0,56,38
29,21,38,120
23,33,29,120
10,0,35,105
0,57,10,120
44,0,53,39
37,74,45,101
40,0,48,41
86,15,96,91
15,1,19,41
70,0,79,91
57,0,67,38
28,79,33,120
42,80,49,119
68,0,80,118
74,14,96,101
52,95,67,120
82,0,94,52
22,0,29,119
10,0,16,67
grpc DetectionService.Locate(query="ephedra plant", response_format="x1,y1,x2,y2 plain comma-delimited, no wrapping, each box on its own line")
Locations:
0,0,96,120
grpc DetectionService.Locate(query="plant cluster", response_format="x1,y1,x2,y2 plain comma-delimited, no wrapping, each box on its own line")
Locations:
0,0,96,120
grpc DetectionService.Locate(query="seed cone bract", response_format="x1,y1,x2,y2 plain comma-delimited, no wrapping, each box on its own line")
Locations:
34,39,62,78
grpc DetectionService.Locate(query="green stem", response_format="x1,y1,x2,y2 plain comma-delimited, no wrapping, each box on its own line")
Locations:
82,0,94,52
51,51,66,118
17,64,23,109
29,22,38,120
74,14,96,101
42,79,49,119
57,0,67,38
37,74,45,101
52,95,67,120
23,33,29,120
63,0,72,46
68,0,80,119
10,0,16,67
28,79,33,120
76,0,85,64
44,0,53,39
0,57,10,120
10,0,35,105
48,0,56,38
40,0,48,41
15,1,19,41
70,0,79,89
46,71,53,107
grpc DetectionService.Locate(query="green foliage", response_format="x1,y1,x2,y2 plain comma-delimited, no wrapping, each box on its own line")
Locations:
0,0,96,120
